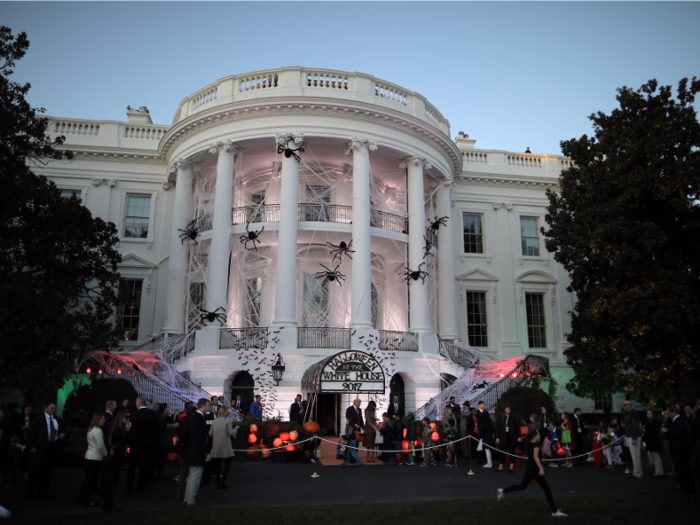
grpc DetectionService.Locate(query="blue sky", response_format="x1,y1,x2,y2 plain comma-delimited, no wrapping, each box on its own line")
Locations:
3,1,699,155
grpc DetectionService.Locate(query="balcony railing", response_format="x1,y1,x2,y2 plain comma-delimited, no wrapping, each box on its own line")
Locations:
232,204,281,225
371,209,409,234
230,203,408,234
194,213,213,232
298,203,352,223
298,327,350,349
219,327,269,349
379,330,418,352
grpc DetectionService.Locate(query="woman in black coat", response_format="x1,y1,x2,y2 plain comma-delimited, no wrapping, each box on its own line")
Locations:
643,410,663,477
101,411,131,512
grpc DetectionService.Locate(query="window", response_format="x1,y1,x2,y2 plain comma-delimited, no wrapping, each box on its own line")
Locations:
463,214,483,254
520,217,540,256
525,293,547,348
593,389,613,411
305,185,330,221
60,189,81,200
246,277,263,327
124,195,152,238
303,273,329,327
371,283,379,329
466,291,488,347
117,279,143,341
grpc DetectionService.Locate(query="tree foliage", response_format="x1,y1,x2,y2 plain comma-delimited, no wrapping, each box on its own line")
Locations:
493,385,557,424
543,78,700,407
62,377,138,425
0,27,122,394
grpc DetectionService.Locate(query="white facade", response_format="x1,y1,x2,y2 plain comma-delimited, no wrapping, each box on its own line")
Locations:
38,68,614,422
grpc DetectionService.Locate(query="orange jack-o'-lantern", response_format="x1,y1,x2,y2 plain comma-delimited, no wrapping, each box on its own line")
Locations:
279,432,291,442
285,444,296,452
402,441,409,451
248,434,257,444
273,437,283,448
261,446,270,458
304,422,320,433
429,422,436,431
289,430,299,441
249,424,258,433
431,431,440,442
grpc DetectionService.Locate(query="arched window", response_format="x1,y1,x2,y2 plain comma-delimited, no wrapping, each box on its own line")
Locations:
440,373,456,392
389,373,405,409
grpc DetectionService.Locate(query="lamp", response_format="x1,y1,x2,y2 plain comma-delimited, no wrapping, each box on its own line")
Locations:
271,353,285,386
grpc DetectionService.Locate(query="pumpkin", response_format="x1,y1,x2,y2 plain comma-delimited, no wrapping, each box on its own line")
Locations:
273,437,283,448
289,430,299,441
401,441,409,451
167,452,178,463
249,424,258,433
261,446,270,458
285,444,296,452
304,422,320,433
429,422,436,431
248,434,257,444
279,432,291,441
431,431,440,442
521,426,529,436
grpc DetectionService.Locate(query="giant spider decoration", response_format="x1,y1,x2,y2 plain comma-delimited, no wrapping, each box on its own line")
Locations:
316,264,345,286
428,216,449,231
200,307,226,326
240,223,264,251
404,262,429,284
327,239,355,263
423,235,434,259
178,217,201,244
276,139,305,163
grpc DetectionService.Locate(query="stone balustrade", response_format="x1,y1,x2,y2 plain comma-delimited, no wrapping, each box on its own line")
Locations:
173,67,451,137
458,147,572,180
45,117,170,150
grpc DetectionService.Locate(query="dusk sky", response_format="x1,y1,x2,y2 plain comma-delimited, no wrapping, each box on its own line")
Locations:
3,1,699,155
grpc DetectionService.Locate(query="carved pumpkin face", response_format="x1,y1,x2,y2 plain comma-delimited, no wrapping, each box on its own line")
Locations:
249,424,258,433
289,430,299,441
248,434,257,444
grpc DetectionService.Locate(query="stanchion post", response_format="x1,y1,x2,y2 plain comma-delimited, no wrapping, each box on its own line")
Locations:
311,394,320,478
467,436,475,476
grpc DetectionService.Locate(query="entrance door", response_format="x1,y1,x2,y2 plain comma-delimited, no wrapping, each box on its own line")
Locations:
230,371,255,416
317,393,338,436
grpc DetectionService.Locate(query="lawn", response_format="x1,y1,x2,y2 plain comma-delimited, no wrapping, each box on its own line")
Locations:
10,495,698,525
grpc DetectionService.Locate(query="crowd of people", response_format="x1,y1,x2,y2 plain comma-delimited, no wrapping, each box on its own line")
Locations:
0,394,698,515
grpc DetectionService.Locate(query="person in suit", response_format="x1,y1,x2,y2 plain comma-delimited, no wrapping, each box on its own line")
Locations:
200,402,215,487
97,400,117,497
387,395,404,422
495,405,522,473
459,402,472,459
290,394,305,426
570,408,587,464
231,395,246,416
176,405,196,503
126,397,164,492
27,400,65,499
183,398,212,508
663,405,695,494
477,401,494,468
345,398,365,431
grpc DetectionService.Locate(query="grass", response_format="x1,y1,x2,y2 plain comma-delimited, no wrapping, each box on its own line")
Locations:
10,495,698,525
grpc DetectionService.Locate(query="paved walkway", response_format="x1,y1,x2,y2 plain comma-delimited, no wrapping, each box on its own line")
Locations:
2,454,689,517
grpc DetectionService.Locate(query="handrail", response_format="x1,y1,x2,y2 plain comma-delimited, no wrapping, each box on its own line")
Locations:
219,327,269,349
378,330,418,352
298,327,350,349
232,204,281,225
297,203,352,224
370,209,409,234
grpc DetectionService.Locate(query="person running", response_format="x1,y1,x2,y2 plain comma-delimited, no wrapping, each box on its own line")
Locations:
497,429,567,517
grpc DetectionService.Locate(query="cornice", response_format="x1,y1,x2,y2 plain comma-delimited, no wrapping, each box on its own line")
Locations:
456,174,559,190
65,149,165,166
160,98,461,176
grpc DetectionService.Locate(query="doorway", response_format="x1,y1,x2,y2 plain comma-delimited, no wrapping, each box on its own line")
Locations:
317,393,339,436
230,371,254,416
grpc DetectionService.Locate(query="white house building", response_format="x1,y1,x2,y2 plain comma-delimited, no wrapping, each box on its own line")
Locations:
37,68,616,429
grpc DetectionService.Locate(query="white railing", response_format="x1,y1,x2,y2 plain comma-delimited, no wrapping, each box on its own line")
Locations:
306,71,348,90
507,154,543,168
239,73,279,92
462,151,488,164
123,126,166,140
374,81,407,105
560,158,574,170
191,85,218,111
53,120,100,136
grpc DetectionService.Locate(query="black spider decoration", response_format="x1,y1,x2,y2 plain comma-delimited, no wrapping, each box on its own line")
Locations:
327,240,355,263
423,235,434,258
276,139,305,163
316,263,345,286
200,307,226,326
404,262,429,284
240,223,264,251
178,217,201,244
428,216,449,231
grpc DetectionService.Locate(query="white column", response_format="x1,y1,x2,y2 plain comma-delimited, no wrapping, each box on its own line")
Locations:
163,160,196,334
272,134,304,327
436,182,459,340
204,141,243,325
346,138,378,330
402,155,432,333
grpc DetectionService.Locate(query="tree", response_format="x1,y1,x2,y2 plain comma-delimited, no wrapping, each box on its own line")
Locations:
62,377,137,425
493,385,556,424
543,78,700,407
0,27,122,395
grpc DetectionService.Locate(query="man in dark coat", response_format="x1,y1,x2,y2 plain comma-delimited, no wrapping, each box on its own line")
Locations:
494,405,522,471
477,401,494,467
459,402,472,458
290,394,306,426
183,398,212,508
387,395,404,421
27,401,65,499
664,405,695,495
345,399,365,431
126,397,164,492
570,407,587,464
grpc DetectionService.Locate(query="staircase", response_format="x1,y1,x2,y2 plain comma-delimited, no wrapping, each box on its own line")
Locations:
414,339,550,421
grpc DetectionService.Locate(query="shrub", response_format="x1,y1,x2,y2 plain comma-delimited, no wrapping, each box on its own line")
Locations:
493,385,557,424
63,376,137,424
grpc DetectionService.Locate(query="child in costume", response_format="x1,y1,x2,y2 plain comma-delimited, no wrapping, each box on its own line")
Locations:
420,417,437,467
546,420,559,468
445,419,458,467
